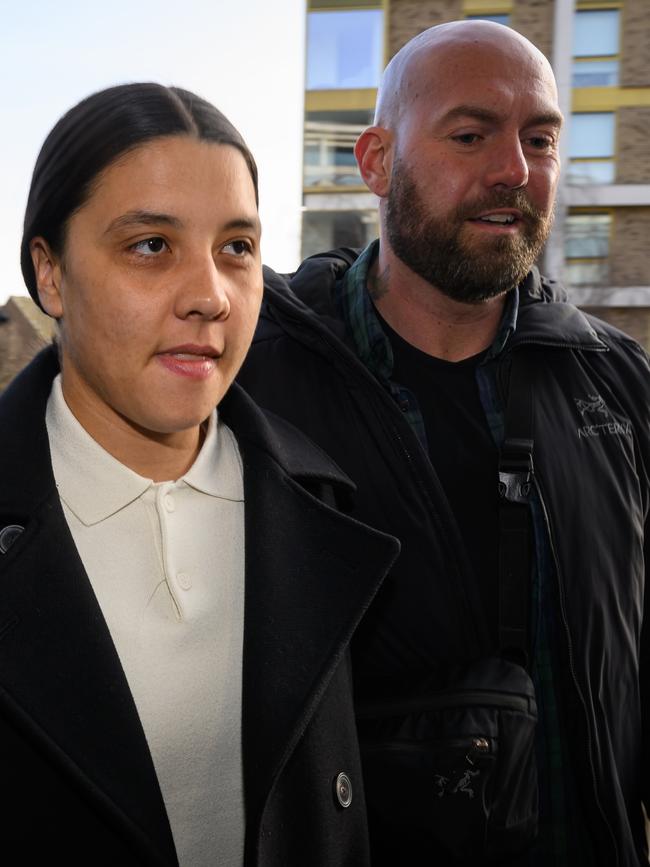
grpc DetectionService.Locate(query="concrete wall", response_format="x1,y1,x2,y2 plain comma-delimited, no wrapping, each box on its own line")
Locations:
621,0,650,87
582,305,650,351
617,108,650,184
387,0,461,57
610,207,650,287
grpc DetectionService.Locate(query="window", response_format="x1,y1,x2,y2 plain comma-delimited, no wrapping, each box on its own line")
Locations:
301,210,378,258
564,213,611,287
572,9,619,87
466,14,510,26
303,110,372,189
306,9,383,90
567,113,615,185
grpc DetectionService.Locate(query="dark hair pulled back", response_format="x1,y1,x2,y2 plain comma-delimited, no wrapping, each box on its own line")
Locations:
21,82,259,307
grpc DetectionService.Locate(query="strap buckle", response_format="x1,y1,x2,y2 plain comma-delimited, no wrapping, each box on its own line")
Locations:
498,437,534,505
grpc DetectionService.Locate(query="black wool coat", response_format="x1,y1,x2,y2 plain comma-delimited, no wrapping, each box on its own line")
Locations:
0,346,399,866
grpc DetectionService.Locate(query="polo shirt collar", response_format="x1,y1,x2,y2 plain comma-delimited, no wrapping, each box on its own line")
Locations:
46,376,242,527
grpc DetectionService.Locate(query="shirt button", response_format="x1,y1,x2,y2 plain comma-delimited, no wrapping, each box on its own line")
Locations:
177,572,192,591
334,772,352,808
163,494,175,513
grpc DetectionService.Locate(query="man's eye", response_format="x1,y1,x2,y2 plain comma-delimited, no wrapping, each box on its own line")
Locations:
528,136,554,150
130,237,168,256
223,239,253,257
453,133,481,145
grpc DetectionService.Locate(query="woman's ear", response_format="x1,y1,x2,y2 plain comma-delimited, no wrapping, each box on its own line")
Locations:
29,237,64,318
354,126,394,198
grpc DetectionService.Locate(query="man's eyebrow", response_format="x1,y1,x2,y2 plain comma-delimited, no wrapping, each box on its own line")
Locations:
439,104,563,128
104,211,183,235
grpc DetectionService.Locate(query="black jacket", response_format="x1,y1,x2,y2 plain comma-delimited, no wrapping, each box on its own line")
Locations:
238,250,650,867
0,345,399,866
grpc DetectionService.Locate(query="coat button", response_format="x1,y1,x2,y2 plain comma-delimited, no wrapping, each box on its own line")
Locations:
334,772,352,808
0,525,24,554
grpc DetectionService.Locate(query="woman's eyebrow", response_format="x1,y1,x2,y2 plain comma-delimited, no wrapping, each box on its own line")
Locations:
222,217,262,235
104,210,183,235
103,212,261,236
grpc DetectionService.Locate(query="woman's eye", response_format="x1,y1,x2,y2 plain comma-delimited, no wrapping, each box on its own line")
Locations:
130,237,168,256
223,239,252,257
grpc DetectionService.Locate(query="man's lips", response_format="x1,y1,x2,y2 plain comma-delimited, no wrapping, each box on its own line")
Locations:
156,344,222,379
466,209,525,233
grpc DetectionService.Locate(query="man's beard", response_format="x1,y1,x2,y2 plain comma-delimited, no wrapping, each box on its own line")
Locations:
385,160,554,304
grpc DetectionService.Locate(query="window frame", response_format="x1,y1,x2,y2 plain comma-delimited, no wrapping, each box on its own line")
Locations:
564,209,613,287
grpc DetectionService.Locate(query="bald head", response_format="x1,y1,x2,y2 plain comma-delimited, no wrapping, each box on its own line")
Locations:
354,18,562,309
375,20,557,129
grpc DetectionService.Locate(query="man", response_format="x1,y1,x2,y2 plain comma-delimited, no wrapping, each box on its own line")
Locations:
238,20,650,867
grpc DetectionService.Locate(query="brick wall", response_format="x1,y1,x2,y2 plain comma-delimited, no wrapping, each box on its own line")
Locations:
582,306,650,352
0,297,56,392
510,0,555,60
387,0,554,63
616,107,650,184
609,207,650,286
621,0,650,87
387,0,461,58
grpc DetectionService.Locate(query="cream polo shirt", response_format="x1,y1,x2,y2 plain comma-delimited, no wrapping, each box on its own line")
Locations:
45,375,246,867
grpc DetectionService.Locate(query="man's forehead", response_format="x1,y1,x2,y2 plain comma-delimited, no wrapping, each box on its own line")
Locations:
402,41,560,124
375,20,558,131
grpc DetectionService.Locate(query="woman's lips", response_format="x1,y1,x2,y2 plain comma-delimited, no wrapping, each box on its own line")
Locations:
156,348,220,380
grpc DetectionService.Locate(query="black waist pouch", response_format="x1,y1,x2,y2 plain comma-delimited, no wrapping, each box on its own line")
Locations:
357,657,538,863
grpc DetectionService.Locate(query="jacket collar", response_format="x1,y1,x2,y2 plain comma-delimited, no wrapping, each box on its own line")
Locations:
262,248,607,357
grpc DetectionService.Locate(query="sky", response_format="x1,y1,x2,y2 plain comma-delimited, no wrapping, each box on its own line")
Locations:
0,0,306,305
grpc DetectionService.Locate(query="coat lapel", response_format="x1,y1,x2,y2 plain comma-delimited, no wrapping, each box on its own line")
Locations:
0,350,398,864
221,386,400,827
0,348,177,865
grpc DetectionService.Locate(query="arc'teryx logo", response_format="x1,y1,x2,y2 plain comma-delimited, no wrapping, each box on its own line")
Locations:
575,395,607,417
574,393,631,439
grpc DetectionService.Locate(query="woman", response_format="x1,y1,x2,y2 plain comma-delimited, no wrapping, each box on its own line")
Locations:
0,84,398,866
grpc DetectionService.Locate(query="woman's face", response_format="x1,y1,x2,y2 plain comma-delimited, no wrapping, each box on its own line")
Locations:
32,135,262,440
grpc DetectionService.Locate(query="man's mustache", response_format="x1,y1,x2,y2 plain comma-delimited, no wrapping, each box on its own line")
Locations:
456,190,549,223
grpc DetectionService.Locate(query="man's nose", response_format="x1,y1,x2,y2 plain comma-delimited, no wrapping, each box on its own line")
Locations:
175,255,231,321
484,138,529,189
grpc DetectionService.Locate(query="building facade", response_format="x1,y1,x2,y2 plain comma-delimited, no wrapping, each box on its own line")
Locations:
302,0,650,348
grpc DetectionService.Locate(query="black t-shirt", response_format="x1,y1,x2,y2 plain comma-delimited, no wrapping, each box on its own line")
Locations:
381,315,500,642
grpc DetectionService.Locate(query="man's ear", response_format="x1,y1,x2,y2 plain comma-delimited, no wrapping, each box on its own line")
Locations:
29,237,64,318
354,126,394,198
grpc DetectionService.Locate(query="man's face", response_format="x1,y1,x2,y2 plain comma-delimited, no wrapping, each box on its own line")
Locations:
384,37,562,303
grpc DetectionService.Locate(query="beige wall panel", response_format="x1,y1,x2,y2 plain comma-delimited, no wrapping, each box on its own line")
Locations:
617,108,650,184
388,0,462,58
582,306,650,351
621,0,650,87
511,0,554,59
609,207,650,286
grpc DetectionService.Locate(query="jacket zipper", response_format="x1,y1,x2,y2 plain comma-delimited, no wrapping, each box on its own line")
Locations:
496,346,619,867
534,473,620,867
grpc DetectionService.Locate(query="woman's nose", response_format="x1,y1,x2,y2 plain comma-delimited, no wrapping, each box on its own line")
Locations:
175,256,231,321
